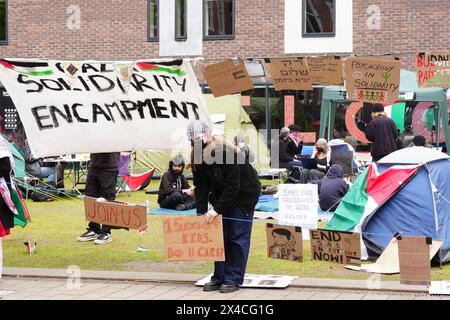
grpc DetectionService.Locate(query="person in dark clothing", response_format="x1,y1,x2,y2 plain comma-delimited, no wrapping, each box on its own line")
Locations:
288,124,303,156
77,152,120,245
158,156,195,211
408,135,433,148
365,103,398,162
318,164,349,212
187,120,261,294
0,136,15,237
278,127,294,169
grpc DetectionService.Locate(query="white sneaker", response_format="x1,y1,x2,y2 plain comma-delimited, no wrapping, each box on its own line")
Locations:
94,233,112,245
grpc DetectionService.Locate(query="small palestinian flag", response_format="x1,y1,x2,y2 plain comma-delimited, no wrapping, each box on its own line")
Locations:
11,180,30,227
136,60,186,77
117,169,155,192
0,59,53,76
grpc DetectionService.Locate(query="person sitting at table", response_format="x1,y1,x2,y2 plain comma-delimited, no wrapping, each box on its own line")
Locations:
158,155,195,211
300,138,330,184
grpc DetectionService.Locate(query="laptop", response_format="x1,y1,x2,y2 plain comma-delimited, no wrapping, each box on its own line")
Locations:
300,157,317,170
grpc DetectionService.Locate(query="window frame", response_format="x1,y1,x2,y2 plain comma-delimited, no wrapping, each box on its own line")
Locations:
147,0,159,42
175,0,187,41
301,0,336,38
203,0,235,41
0,0,8,45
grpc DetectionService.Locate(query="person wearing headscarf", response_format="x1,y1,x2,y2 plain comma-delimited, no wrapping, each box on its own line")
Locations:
187,120,261,294
158,155,195,211
300,138,330,184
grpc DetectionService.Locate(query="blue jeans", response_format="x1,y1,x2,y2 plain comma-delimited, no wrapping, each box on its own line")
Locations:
211,206,254,286
37,167,57,184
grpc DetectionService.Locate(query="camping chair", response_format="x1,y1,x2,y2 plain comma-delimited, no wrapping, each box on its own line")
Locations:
116,153,132,196
330,144,359,181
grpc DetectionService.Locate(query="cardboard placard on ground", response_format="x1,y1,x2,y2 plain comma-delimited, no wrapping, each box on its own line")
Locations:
196,273,298,288
429,281,450,295
398,236,431,286
278,184,318,230
266,223,303,262
203,60,254,97
84,197,147,230
345,56,401,104
306,56,343,85
310,229,361,265
416,51,450,88
163,216,225,262
345,237,442,274
266,58,313,91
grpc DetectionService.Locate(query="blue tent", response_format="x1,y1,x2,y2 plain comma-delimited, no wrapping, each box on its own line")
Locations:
361,148,450,262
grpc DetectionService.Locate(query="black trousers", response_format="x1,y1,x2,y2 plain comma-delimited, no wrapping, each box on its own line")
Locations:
85,168,118,234
159,191,196,210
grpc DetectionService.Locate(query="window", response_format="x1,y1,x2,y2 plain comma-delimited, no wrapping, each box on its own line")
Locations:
0,0,7,44
147,0,158,41
204,0,234,40
302,0,335,37
175,0,187,40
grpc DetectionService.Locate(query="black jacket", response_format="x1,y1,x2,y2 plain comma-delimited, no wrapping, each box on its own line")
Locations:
89,152,120,171
158,170,190,204
193,139,261,215
0,157,14,229
278,137,294,169
318,164,349,212
365,115,398,159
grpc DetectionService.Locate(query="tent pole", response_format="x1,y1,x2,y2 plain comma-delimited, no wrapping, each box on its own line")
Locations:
435,103,440,149
425,163,441,262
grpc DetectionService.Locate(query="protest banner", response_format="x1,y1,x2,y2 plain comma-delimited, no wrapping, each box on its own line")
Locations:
310,229,361,265
345,56,401,104
266,223,303,262
84,197,147,230
163,216,225,262
203,59,254,97
416,51,450,88
0,59,211,157
265,58,313,91
278,184,318,230
398,236,432,286
306,56,343,85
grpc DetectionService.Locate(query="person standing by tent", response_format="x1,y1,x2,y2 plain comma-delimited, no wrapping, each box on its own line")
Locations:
158,155,195,211
187,120,261,294
365,103,398,162
77,152,120,245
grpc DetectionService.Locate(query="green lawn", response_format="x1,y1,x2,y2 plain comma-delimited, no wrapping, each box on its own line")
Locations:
3,179,450,281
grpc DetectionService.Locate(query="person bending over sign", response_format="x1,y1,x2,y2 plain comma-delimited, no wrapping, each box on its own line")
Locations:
187,120,261,294
158,155,196,211
77,152,120,245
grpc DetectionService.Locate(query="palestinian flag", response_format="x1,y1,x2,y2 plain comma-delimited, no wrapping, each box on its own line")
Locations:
136,60,186,77
117,169,155,192
326,163,419,232
11,181,30,227
0,59,53,76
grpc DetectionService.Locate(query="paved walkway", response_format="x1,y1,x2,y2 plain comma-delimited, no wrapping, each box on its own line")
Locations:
0,277,447,300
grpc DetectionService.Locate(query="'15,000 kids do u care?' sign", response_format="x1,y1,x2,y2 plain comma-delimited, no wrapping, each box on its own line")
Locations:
0,59,211,157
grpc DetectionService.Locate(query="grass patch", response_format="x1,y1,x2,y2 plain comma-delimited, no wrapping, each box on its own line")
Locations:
2,179,450,281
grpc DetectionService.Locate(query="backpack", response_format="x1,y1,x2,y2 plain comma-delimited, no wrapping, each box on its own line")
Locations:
30,190,53,202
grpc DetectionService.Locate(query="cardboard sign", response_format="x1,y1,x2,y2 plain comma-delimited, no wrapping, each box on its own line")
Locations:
266,58,313,91
163,216,225,262
84,197,147,230
398,236,431,286
278,184,318,230
306,56,343,85
266,224,303,262
310,229,361,265
345,56,401,104
0,59,211,157
416,51,450,88
196,274,298,288
429,281,450,295
203,60,254,97
244,59,267,78
298,132,316,144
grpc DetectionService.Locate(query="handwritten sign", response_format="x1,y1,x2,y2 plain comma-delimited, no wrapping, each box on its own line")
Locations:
266,58,313,91
84,197,147,230
203,60,254,97
278,184,318,229
266,224,303,262
398,236,431,286
306,56,343,85
345,56,401,104
416,51,450,88
310,229,361,265
0,59,211,157
163,216,225,262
